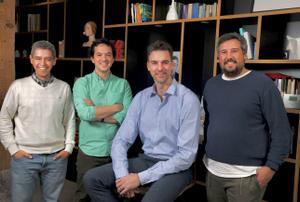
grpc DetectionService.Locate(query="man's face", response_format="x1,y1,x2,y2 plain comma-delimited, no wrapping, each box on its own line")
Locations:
91,44,114,75
30,48,56,80
218,39,246,77
147,50,174,85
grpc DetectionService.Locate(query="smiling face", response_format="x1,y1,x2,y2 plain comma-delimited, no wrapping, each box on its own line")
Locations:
147,50,174,86
30,48,56,80
91,43,114,77
218,39,246,78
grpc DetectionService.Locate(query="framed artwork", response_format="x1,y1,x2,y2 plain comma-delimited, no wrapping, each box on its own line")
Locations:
253,0,300,12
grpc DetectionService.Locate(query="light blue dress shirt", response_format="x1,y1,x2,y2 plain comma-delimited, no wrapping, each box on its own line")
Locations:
111,79,201,185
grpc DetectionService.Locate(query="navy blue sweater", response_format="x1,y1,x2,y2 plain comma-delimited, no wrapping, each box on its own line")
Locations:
203,71,292,171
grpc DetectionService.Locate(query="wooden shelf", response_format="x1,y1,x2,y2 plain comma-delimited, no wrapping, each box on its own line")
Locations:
16,0,64,8
115,58,125,62
284,157,297,164
57,57,90,61
15,30,48,34
246,59,300,64
220,12,259,20
104,24,126,28
286,108,300,114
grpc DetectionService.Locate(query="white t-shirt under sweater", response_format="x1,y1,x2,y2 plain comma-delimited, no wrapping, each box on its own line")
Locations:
203,70,260,178
0,76,76,155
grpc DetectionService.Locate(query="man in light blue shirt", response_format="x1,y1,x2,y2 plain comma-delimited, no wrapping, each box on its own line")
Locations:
83,40,201,202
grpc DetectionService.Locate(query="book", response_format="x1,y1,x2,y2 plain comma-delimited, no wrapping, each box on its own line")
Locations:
192,3,200,19
140,3,152,22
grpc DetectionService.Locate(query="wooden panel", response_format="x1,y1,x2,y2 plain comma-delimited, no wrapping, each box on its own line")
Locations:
0,0,15,170
0,0,15,106
0,144,10,170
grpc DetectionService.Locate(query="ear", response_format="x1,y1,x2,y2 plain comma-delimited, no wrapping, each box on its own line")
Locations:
90,56,95,64
29,54,34,65
53,57,57,66
146,61,150,71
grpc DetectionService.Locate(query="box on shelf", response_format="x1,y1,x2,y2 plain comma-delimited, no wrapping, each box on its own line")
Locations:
283,94,300,109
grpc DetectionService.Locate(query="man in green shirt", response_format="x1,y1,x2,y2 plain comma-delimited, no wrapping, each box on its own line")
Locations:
73,38,132,202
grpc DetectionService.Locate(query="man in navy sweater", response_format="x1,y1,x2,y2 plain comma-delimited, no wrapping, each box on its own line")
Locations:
202,32,292,202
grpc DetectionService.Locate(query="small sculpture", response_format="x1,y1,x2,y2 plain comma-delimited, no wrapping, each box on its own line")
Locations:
166,0,178,20
82,21,97,47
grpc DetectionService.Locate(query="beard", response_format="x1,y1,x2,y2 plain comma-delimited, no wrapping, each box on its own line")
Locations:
221,59,244,78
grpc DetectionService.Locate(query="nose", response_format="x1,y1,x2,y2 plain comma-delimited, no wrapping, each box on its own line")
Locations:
40,58,47,65
157,62,165,71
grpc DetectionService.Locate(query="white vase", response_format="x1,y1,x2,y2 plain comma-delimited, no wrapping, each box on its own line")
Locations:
166,0,178,20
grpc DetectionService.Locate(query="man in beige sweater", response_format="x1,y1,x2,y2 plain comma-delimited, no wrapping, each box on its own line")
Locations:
0,40,76,202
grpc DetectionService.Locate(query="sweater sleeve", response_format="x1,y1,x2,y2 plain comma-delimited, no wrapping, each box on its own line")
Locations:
261,84,292,171
0,82,20,155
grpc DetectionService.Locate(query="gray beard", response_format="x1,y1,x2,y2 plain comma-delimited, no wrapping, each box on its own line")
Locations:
222,64,244,78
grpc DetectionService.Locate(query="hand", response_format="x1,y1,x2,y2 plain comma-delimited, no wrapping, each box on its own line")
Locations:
256,166,275,188
53,150,70,160
13,150,32,159
84,98,94,106
115,173,140,196
123,190,136,198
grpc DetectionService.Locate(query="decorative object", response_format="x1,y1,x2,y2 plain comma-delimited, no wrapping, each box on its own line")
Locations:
22,49,28,58
166,0,178,20
15,50,20,58
82,21,97,47
58,40,65,58
285,35,300,59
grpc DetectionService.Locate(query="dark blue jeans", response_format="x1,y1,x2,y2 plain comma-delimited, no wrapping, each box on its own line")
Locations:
83,154,192,202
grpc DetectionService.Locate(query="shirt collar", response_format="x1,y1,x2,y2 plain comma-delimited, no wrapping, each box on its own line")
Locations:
92,71,112,82
150,79,177,97
31,73,54,87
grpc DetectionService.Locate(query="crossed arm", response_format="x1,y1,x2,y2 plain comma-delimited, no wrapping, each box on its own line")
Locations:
84,98,123,124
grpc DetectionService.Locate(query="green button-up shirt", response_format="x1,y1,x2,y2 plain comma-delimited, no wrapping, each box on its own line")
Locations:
73,71,132,157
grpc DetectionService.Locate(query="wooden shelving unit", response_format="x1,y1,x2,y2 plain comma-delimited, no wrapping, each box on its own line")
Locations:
14,0,300,201
102,0,300,201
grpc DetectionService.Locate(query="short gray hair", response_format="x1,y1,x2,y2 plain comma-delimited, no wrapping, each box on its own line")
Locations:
217,32,248,54
31,40,56,57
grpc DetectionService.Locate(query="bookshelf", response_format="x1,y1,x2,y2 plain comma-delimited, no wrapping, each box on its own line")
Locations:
14,0,106,88
14,0,300,201
102,0,300,201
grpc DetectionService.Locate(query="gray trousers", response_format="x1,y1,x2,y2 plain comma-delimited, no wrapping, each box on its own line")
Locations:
75,149,111,202
83,153,192,202
206,171,266,202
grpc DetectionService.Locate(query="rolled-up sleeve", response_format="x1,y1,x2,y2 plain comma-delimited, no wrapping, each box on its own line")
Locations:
73,78,96,121
113,80,132,124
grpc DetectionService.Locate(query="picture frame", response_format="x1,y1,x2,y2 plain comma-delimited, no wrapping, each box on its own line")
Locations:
253,0,300,12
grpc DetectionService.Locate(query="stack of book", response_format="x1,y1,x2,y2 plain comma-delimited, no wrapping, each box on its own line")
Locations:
27,14,41,31
175,2,218,19
130,3,152,23
266,72,300,95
